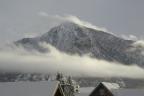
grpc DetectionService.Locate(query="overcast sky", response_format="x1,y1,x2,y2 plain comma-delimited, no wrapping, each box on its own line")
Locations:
0,0,144,45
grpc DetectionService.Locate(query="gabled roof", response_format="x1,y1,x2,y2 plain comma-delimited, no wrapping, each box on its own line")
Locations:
89,82,120,96
0,81,60,96
100,82,144,96
77,82,144,96
101,82,120,90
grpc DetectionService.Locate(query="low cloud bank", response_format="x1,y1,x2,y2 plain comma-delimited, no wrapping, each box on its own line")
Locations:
0,43,144,79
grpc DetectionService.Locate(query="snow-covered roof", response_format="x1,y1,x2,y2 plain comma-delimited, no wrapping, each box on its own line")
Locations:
0,81,59,96
101,82,120,90
101,82,144,96
112,89,144,96
76,84,144,96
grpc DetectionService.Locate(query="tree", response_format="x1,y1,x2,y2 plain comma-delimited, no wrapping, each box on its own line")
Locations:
56,72,61,81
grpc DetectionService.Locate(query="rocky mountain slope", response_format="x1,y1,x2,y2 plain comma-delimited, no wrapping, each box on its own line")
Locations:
15,22,144,66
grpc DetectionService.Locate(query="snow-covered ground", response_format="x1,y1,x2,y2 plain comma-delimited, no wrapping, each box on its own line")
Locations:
75,87,94,96
0,81,59,96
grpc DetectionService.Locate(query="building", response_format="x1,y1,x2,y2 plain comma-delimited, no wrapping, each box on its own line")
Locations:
0,81,64,96
89,82,144,96
89,82,120,96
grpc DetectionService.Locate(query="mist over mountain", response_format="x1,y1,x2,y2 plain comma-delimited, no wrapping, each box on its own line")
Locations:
0,20,144,88
15,21,144,66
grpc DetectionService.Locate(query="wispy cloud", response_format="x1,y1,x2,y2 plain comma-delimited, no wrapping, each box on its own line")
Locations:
38,12,49,17
63,15,108,32
121,34,138,41
37,12,108,32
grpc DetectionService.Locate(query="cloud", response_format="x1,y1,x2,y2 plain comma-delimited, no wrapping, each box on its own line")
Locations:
38,12,49,17
121,35,144,56
0,43,144,79
132,40,144,55
121,34,138,41
133,40,144,48
63,15,108,32
37,12,108,32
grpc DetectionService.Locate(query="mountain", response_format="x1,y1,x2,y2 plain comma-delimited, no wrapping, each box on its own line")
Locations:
1,21,144,87
15,21,144,66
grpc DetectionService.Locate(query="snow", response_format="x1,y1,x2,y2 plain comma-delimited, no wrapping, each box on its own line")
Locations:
0,81,59,96
102,82,120,90
112,89,144,96
76,86,144,96
75,87,94,96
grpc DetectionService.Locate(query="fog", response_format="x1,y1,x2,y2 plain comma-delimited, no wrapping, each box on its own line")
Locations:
0,43,144,79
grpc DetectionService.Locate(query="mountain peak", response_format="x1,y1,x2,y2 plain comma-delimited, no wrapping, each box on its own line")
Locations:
47,21,85,35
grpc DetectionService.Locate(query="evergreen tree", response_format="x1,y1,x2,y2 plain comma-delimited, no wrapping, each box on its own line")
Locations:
56,72,61,81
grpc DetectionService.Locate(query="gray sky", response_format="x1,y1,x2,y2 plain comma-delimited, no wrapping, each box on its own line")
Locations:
0,0,144,45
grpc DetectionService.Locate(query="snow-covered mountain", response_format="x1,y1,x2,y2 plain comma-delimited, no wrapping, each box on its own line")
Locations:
15,21,144,66
0,21,144,88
